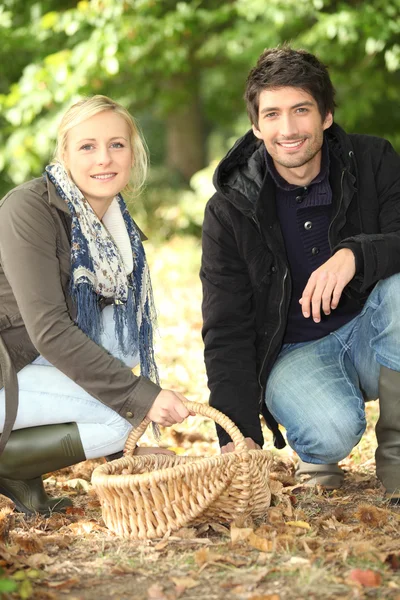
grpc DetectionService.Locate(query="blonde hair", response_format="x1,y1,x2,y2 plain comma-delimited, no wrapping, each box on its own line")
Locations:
53,95,148,195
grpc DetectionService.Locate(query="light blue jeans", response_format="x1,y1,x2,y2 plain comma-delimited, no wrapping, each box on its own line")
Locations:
265,274,400,464
0,306,139,459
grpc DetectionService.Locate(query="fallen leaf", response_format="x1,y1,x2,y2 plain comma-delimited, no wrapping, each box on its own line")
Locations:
64,478,92,492
248,532,273,552
25,553,57,568
287,556,310,566
147,583,168,600
154,540,169,551
68,520,105,534
348,568,382,587
10,533,43,553
285,520,311,530
46,577,81,590
194,547,209,566
173,527,197,539
386,553,400,571
39,534,72,549
230,526,254,544
65,506,85,516
267,507,285,524
249,595,280,600
171,576,199,597
111,564,137,575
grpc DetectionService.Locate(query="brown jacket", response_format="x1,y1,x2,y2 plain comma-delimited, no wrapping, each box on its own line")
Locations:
0,176,160,452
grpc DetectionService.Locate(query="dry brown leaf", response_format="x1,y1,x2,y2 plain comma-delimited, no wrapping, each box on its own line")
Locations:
111,564,137,575
0,507,13,540
249,595,280,600
386,553,400,571
39,534,72,549
25,553,57,568
68,520,105,535
269,479,284,496
65,506,85,516
194,547,209,566
173,527,197,539
248,532,273,552
10,533,43,553
348,568,382,587
354,504,388,527
46,577,81,590
64,478,92,492
230,526,254,545
171,576,199,597
154,540,169,551
285,520,310,530
267,507,285,524
147,583,168,600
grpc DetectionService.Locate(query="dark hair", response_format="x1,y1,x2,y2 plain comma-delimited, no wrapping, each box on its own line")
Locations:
245,45,336,128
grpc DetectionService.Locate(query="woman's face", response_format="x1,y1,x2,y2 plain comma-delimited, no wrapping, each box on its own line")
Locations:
64,110,133,213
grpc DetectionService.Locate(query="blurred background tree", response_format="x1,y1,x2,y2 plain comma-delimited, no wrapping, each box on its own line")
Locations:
0,0,399,238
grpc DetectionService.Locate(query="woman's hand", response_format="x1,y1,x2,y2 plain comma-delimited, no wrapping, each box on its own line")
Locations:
146,389,194,426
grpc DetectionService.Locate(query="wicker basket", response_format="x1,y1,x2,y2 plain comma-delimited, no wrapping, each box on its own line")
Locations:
91,400,272,539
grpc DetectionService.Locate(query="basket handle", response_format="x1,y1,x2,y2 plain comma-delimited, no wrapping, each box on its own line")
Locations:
124,399,249,456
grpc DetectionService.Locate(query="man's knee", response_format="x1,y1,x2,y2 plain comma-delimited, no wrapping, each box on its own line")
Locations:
375,273,400,312
293,420,365,464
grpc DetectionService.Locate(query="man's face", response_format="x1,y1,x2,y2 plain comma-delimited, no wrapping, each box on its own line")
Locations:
252,87,333,182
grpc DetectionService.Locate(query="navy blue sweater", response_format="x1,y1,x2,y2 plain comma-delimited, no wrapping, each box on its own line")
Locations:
266,142,361,343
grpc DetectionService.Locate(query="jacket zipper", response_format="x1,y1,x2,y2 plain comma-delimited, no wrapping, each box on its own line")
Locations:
258,266,288,406
250,213,288,403
328,168,346,248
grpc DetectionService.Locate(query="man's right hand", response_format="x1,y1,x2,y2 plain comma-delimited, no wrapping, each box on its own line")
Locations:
146,389,194,427
221,437,261,454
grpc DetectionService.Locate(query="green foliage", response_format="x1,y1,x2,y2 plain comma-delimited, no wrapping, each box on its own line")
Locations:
0,567,17,594
0,0,399,221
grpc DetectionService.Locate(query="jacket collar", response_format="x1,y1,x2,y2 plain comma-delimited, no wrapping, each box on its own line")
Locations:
45,174,71,215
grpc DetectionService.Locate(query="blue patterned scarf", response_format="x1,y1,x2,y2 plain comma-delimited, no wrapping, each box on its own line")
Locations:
45,163,159,384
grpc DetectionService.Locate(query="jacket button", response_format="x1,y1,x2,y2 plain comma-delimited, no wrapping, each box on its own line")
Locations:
311,247,320,256
271,266,277,273
304,221,312,230
126,411,133,418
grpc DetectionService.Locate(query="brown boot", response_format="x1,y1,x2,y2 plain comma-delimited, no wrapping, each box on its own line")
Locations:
295,459,344,490
375,366,400,505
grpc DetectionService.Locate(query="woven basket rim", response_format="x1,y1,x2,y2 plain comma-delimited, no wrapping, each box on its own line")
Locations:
92,449,270,489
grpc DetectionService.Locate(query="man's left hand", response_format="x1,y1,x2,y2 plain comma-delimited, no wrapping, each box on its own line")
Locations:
299,248,356,322
221,437,261,454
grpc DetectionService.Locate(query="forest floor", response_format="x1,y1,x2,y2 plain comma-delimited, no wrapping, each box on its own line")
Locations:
0,236,399,600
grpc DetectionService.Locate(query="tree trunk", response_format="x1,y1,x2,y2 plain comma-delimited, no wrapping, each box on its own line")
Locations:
165,76,206,183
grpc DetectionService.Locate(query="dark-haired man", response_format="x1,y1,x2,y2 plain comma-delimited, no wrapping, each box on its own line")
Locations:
200,46,400,502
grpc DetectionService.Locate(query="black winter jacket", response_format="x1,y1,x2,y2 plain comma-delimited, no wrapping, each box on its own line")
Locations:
200,123,400,449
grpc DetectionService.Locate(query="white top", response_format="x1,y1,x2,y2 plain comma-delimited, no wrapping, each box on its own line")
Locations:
102,198,133,275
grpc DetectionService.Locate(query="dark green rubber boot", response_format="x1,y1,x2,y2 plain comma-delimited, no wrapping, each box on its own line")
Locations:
375,366,400,506
0,423,86,516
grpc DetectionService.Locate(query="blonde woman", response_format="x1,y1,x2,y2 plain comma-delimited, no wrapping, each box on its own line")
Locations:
0,96,192,515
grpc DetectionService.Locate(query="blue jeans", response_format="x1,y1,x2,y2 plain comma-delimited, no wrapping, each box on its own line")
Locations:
0,306,139,460
265,274,400,464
